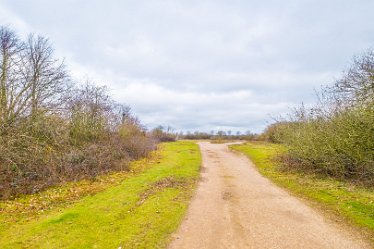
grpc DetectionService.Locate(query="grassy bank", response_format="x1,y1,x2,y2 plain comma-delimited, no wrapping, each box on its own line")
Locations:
230,142,374,242
0,141,201,248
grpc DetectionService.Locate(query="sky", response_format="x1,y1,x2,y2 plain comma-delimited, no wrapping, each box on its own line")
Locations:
1,0,373,133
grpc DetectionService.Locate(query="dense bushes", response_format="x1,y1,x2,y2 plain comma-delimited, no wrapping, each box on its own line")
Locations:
257,122,293,143
0,27,155,199
264,50,374,184
281,106,374,179
149,126,177,142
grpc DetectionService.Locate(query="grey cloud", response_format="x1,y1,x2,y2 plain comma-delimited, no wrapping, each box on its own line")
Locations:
1,0,373,132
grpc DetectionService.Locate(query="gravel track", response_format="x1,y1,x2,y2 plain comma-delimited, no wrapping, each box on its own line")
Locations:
168,142,370,249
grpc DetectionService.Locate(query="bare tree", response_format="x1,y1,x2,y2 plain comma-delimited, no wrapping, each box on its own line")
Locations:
334,49,374,107
23,34,68,117
0,27,24,128
0,27,68,131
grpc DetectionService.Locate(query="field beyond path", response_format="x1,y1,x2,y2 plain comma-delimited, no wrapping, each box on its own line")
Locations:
168,142,370,249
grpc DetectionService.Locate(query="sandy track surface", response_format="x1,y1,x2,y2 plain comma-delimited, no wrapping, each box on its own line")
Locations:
168,142,370,249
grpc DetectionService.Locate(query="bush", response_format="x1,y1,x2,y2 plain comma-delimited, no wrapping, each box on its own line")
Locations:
0,104,156,199
280,107,374,179
150,126,176,142
260,122,293,143
262,49,374,184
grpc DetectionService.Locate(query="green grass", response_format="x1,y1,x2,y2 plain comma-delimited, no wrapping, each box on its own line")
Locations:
0,141,201,249
230,142,374,243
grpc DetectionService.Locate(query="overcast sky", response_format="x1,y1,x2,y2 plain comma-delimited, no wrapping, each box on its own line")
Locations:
1,0,373,133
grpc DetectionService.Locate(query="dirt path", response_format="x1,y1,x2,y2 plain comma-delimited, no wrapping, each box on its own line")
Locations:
168,142,370,249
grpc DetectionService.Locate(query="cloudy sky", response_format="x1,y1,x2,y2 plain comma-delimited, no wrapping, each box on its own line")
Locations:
1,0,373,133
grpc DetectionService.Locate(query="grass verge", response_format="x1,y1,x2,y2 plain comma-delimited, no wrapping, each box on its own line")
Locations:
0,141,201,248
230,142,374,243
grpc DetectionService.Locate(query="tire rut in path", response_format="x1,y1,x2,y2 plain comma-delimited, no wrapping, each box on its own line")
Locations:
168,142,370,249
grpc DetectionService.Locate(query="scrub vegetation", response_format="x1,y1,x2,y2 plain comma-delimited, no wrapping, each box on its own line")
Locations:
260,49,374,185
0,26,180,199
0,141,201,248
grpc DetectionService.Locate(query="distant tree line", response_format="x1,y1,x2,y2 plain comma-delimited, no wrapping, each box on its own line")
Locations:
0,26,168,199
260,49,374,185
178,130,257,141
